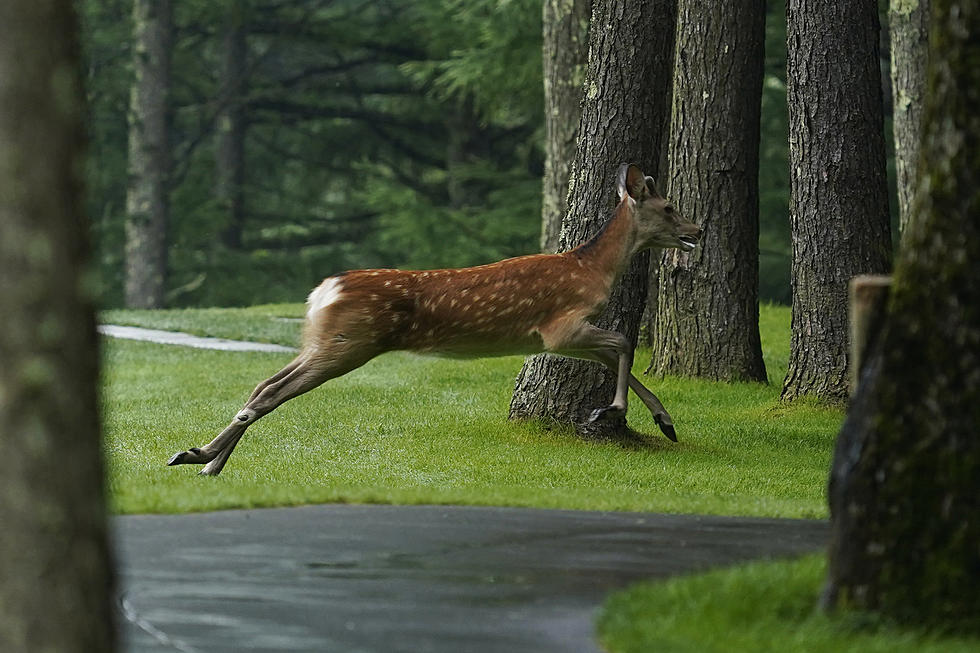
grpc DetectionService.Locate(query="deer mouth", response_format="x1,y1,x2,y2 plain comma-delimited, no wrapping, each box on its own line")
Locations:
678,236,698,252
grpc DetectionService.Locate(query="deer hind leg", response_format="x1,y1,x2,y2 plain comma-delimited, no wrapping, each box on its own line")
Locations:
167,346,376,476
245,355,304,403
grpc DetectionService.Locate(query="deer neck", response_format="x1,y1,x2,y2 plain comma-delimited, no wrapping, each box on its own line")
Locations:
569,204,640,290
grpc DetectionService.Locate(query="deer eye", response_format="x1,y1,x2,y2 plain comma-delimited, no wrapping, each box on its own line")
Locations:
663,205,674,214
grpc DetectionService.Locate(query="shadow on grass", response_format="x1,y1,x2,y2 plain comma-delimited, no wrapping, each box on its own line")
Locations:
530,417,678,453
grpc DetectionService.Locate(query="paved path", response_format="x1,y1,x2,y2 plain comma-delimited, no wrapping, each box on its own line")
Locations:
99,324,297,353
115,505,828,653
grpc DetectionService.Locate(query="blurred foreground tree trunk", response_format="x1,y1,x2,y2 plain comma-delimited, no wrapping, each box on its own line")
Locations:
781,0,892,402
888,0,929,234
510,0,676,436
540,0,591,253
0,1,114,650
218,3,249,250
125,0,172,308
649,0,767,383
824,0,980,625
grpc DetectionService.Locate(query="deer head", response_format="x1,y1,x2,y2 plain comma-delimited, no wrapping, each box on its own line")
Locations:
617,163,701,253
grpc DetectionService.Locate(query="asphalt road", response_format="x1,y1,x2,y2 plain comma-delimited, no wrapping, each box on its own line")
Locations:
115,504,828,653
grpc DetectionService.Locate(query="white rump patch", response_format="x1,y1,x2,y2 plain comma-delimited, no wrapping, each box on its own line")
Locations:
306,277,343,318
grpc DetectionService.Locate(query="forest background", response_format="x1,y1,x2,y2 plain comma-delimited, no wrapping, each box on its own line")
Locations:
81,0,899,311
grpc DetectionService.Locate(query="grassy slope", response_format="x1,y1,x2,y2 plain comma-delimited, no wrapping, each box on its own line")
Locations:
102,303,842,516
598,555,980,653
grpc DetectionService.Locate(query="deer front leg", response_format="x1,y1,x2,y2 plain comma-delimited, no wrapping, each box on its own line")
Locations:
552,324,632,424
588,342,632,424
588,349,677,441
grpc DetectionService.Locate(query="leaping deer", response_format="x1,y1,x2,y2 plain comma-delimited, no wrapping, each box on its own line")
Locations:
168,163,702,476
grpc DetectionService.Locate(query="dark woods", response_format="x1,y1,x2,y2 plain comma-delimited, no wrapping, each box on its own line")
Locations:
81,0,803,309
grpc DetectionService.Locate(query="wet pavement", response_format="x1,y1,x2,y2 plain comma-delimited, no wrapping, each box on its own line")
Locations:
115,504,828,653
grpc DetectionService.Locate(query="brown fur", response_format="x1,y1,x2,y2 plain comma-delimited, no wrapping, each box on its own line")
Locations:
168,163,702,476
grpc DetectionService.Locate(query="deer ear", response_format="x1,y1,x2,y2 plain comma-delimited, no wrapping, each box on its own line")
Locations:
617,163,649,201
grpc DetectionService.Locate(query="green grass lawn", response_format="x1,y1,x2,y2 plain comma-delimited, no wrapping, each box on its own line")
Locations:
102,302,842,517
102,303,976,652
598,555,980,653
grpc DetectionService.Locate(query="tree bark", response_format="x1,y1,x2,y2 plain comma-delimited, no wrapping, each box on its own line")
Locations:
125,0,172,308
781,0,892,402
0,2,114,650
509,0,676,435
823,0,980,626
540,0,591,253
218,4,248,250
649,0,767,383
888,0,929,235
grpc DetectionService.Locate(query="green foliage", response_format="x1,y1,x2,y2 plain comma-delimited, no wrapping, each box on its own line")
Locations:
78,0,132,306
80,0,544,307
79,0,891,308
401,0,543,124
598,555,980,653
366,160,541,270
102,303,842,516
759,3,792,305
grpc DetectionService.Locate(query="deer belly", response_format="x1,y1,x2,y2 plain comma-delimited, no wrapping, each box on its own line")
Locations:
397,313,548,358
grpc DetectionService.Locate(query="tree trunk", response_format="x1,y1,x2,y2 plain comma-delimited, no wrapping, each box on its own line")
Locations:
218,5,248,250
509,0,676,436
649,0,767,383
540,0,591,253
125,0,172,308
888,0,929,235
781,0,892,402
823,0,980,626
0,2,114,650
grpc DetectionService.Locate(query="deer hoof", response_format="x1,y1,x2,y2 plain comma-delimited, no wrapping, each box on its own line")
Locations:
589,405,626,423
655,417,678,442
167,447,204,466
653,414,678,442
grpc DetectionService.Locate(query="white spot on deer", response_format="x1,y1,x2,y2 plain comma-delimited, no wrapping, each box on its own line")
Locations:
307,277,343,318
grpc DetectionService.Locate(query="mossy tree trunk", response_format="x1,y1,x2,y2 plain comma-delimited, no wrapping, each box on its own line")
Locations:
218,3,248,250
125,0,172,308
0,1,114,650
823,0,980,626
781,0,892,402
509,0,676,435
888,0,929,235
540,0,591,253
649,0,767,383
